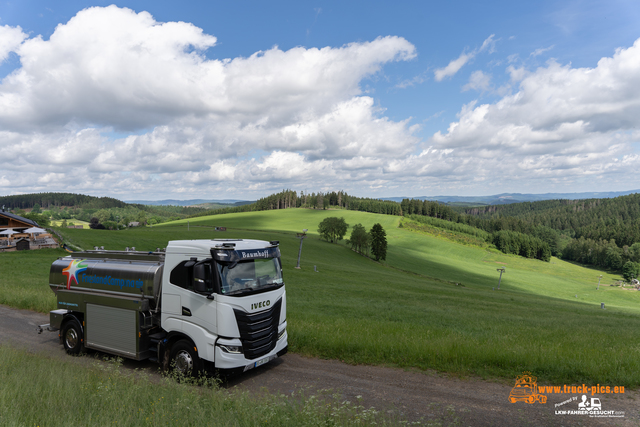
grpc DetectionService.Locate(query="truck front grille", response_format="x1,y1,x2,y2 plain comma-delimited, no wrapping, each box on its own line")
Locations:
234,299,282,360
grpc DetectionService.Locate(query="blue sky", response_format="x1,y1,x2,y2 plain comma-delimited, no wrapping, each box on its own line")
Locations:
0,1,639,199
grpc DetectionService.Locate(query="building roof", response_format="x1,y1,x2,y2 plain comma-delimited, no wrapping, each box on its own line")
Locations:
0,210,39,227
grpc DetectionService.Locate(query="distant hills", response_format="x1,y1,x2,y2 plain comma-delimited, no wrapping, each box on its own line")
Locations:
381,190,640,206
126,190,640,208
3,190,637,210
125,199,253,207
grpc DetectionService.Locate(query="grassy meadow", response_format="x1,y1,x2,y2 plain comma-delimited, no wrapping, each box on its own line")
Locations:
0,345,391,427
50,219,90,228
2,208,640,387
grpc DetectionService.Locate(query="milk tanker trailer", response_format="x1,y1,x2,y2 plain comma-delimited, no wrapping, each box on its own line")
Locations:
39,239,288,375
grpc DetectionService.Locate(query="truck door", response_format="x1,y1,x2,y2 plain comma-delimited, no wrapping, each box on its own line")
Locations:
164,260,216,333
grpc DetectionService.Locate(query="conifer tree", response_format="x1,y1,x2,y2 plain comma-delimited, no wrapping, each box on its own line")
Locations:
370,223,387,261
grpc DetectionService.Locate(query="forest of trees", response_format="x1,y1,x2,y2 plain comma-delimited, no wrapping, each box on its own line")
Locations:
460,195,640,247
0,193,128,210
188,190,355,219
397,198,556,261
0,192,209,228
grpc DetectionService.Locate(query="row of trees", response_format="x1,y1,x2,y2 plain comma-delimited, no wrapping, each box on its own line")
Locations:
400,198,459,221
462,194,640,248
0,192,127,210
317,217,387,261
347,198,403,215
187,190,357,219
253,190,357,211
345,223,388,261
492,230,551,262
561,238,640,271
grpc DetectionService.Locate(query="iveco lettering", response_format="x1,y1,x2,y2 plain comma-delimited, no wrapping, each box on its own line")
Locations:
38,239,288,376
251,300,271,310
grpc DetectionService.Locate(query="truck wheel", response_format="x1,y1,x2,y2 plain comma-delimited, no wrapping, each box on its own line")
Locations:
169,340,202,377
62,319,84,355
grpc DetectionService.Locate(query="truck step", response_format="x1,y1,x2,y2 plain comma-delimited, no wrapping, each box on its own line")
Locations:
149,332,167,342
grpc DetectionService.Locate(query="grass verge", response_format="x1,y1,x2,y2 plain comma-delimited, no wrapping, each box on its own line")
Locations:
0,345,397,426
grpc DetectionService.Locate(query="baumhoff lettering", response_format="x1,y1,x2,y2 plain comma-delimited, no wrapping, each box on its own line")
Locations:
251,300,271,310
241,250,269,259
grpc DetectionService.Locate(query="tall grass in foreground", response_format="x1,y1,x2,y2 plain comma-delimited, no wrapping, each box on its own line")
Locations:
0,345,397,427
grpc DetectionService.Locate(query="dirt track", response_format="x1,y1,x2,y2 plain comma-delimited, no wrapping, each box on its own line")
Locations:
2,304,638,426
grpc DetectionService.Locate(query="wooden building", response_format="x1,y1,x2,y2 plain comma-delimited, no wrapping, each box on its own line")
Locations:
0,209,39,232
15,238,30,251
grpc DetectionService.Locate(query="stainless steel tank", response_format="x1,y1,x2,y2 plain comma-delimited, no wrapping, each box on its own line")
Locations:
49,250,164,301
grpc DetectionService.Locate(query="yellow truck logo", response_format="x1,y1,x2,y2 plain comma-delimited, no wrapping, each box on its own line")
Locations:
509,372,547,404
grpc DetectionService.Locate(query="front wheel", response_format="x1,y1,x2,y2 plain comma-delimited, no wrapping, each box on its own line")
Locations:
169,340,202,377
62,319,84,355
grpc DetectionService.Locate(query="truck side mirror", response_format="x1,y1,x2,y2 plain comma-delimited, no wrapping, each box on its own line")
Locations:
193,263,208,293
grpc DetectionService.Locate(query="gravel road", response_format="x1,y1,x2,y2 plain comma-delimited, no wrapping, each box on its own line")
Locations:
2,304,638,426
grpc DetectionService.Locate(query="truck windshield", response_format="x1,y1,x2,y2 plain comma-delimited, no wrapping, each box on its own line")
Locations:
217,257,283,296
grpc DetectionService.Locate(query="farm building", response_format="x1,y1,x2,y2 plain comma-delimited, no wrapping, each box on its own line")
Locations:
0,209,38,231
0,209,58,252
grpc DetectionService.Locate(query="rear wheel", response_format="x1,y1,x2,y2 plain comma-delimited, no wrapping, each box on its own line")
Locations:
169,340,202,377
62,319,84,355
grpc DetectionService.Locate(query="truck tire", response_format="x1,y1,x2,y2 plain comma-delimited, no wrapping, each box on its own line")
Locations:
62,319,84,355
169,340,202,377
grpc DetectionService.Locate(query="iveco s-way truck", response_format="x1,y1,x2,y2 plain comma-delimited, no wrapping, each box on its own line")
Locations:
39,239,288,376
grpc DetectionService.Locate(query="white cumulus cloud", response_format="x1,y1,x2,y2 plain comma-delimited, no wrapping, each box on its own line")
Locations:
434,34,495,81
0,6,421,198
0,25,27,62
430,38,640,191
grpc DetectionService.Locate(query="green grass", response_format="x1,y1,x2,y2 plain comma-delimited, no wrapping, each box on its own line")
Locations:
50,219,90,228
3,209,640,386
401,217,490,248
0,248,62,311
0,345,393,426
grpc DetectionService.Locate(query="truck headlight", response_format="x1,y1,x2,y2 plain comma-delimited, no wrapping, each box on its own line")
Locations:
278,328,286,340
219,344,243,354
